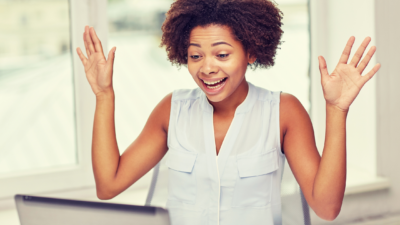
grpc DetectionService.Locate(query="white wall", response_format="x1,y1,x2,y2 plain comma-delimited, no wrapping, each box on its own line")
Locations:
311,0,377,177
375,0,400,219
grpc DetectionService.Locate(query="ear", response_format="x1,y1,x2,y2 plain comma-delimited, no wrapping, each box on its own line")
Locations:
247,52,257,64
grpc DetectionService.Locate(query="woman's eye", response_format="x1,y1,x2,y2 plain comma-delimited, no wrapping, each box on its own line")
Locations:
218,54,229,58
190,55,200,59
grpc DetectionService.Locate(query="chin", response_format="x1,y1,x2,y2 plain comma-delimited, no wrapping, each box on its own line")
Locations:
205,93,227,103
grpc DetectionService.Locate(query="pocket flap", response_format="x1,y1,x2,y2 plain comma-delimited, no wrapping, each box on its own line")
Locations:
166,149,197,173
236,148,278,177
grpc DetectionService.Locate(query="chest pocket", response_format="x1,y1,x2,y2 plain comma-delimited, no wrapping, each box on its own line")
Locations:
231,148,278,207
166,148,198,204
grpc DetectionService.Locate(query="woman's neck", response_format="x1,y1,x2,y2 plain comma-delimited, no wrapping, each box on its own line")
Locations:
208,78,249,116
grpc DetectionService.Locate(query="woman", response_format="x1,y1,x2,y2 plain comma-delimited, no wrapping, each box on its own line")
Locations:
76,0,381,224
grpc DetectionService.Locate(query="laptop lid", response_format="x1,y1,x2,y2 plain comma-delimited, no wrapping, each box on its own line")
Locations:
15,194,170,225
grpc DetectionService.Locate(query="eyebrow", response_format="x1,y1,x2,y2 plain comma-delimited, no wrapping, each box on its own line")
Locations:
189,41,233,48
212,41,232,47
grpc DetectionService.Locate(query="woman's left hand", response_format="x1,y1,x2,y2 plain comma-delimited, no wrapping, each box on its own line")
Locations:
318,36,381,111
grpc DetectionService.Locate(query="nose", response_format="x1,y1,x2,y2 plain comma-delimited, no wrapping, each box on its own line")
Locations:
199,57,219,76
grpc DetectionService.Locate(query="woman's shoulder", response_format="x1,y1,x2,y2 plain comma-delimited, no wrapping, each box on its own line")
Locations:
171,87,202,102
279,92,310,130
154,87,201,126
248,83,307,121
250,82,281,102
250,83,303,108
280,92,305,112
152,87,202,133
150,92,173,133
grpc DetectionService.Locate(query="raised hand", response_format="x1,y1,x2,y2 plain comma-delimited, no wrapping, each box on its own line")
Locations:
318,37,381,111
76,26,116,97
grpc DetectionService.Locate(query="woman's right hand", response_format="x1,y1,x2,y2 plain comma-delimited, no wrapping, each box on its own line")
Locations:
76,26,116,97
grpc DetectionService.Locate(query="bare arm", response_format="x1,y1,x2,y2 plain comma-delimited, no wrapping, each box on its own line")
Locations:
76,26,170,200
92,92,171,200
281,37,381,221
280,95,347,221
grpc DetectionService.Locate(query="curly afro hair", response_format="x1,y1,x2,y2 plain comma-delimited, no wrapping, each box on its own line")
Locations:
160,0,283,69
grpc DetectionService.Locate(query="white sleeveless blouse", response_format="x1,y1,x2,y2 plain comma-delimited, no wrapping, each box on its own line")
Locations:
160,82,285,225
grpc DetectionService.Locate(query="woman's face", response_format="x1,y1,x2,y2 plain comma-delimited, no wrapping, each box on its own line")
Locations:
187,24,255,102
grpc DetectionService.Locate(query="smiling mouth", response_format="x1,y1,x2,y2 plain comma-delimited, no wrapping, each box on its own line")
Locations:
201,77,228,89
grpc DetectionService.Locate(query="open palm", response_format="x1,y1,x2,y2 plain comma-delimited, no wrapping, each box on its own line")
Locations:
76,26,116,96
319,37,381,111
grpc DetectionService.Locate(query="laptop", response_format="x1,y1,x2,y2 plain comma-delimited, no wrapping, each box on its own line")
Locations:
14,194,170,225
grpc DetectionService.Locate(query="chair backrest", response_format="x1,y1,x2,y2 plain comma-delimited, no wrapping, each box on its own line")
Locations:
145,162,160,206
300,189,311,225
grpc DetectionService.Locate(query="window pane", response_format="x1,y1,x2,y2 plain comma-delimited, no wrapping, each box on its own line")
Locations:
0,0,77,174
108,0,196,153
246,0,310,192
247,0,310,111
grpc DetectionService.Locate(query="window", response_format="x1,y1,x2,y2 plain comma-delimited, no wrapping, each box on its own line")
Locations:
108,0,197,157
0,0,77,175
0,0,92,200
246,0,310,199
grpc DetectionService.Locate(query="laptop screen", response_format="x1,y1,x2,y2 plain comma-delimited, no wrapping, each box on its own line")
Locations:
15,195,170,225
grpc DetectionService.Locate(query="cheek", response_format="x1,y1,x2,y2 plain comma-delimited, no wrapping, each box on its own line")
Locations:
188,63,198,79
221,60,247,80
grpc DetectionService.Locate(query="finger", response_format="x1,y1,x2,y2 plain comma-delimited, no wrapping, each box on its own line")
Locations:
338,36,355,64
83,32,91,58
76,47,88,65
318,56,329,83
89,27,104,54
349,37,371,67
357,46,376,74
361,63,381,84
85,26,96,55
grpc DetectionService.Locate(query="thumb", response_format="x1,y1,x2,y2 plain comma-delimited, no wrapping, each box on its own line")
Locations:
318,56,329,83
107,47,116,69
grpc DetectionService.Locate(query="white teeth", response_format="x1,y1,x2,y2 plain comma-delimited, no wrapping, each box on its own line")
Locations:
203,78,225,85
206,82,223,89
208,83,222,89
